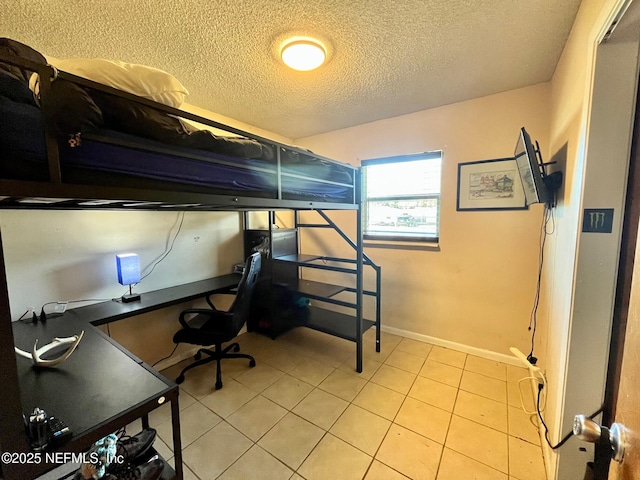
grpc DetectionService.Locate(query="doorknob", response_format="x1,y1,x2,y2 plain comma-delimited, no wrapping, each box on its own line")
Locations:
573,414,626,463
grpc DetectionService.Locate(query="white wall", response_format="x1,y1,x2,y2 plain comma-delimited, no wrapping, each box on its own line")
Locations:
0,209,244,364
543,0,640,478
1,210,243,316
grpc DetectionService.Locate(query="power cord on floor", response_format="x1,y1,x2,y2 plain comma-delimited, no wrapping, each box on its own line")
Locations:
536,383,604,450
151,344,178,368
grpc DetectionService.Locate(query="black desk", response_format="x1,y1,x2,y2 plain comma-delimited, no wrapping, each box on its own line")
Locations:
14,316,181,479
65,273,242,327
11,273,241,480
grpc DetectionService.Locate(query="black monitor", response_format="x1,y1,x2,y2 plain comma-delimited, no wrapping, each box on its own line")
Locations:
514,127,562,208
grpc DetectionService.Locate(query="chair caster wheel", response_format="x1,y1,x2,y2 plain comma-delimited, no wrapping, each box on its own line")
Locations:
194,351,202,360
249,359,256,368
176,375,185,384
233,344,240,352
215,381,223,390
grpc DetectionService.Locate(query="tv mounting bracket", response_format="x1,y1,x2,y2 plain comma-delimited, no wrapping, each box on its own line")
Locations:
534,140,563,207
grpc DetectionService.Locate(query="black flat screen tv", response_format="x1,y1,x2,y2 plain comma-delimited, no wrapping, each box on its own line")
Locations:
514,127,548,206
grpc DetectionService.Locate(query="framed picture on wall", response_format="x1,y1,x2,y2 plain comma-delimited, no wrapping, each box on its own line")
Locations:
456,157,527,211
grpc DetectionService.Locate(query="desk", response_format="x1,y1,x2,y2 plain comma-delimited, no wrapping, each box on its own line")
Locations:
64,273,242,327
13,317,181,479
11,273,241,480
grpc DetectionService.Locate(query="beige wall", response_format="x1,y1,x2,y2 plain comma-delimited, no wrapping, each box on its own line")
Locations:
535,0,637,478
536,1,602,475
296,83,551,360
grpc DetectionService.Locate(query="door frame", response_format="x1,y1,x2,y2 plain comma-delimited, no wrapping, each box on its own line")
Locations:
598,59,640,480
605,60,640,442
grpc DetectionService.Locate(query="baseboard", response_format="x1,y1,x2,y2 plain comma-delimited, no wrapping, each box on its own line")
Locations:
379,324,523,367
540,417,555,480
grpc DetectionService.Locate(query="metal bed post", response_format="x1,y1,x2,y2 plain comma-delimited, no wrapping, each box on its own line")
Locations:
0,229,31,480
36,64,63,183
276,147,282,200
374,264,381,353
356,172,364,373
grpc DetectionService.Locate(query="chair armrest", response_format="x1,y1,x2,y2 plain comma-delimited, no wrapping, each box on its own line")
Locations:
205,295,219,310
179,308,221,329
204,290,236,309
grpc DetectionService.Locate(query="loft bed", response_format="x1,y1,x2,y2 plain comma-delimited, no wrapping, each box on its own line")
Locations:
0,40,359,211
0,43,380,364
0,38,377,479
0,36,375,352
0,36,375,358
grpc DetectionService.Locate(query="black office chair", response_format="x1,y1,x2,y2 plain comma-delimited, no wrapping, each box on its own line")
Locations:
173,252,261,390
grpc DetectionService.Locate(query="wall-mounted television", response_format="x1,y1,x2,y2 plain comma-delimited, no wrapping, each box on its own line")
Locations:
514,127,563,207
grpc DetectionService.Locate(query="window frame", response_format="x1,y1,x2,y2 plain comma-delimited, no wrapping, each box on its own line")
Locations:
361,151,442,243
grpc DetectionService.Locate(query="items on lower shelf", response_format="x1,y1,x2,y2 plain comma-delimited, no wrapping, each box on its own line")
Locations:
69,427,173,480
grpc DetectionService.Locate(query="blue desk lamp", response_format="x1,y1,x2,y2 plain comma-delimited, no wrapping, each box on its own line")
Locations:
116,253,141,302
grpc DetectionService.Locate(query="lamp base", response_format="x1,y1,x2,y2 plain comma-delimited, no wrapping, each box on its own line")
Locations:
122,293,141,303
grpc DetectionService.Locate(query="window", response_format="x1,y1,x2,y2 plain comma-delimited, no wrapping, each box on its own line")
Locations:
362,152,442,242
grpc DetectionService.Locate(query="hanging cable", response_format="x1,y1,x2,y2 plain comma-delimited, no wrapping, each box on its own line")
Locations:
537,382,604,450
140,211,185,282
518,375,547,415
528,204,555,364
117,211,186,300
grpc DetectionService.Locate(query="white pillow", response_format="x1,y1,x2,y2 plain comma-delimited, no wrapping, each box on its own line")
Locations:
49,58,189,108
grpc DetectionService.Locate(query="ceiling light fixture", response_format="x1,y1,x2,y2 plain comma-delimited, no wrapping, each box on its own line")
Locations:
281,39,326,71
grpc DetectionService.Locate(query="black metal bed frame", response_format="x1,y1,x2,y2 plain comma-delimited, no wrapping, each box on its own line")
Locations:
0,53,360,212
0,53,370,480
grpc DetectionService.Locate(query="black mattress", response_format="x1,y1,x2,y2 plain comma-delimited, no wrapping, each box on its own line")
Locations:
0,93,355,203
0,38,357,206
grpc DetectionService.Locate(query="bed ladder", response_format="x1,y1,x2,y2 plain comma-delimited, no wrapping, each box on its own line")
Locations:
291,209,381,372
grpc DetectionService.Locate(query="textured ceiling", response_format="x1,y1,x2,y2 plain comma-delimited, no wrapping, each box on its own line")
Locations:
2,0,582,139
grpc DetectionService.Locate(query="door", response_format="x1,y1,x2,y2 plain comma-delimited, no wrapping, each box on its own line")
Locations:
606,75,640,480
607,246,640,479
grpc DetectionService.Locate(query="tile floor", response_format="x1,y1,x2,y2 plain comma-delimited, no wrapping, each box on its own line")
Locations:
137,328,547,480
